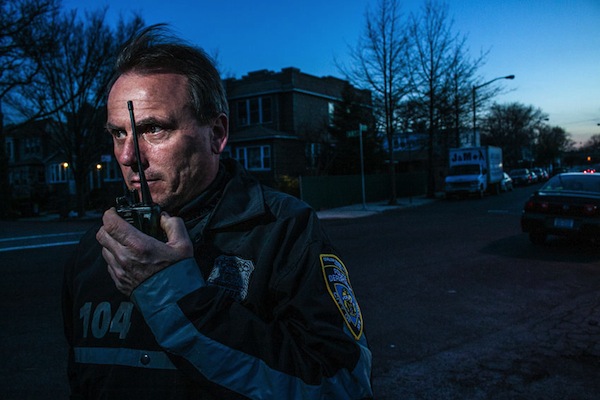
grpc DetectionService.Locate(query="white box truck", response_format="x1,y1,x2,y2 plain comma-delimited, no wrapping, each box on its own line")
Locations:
444,146,503,198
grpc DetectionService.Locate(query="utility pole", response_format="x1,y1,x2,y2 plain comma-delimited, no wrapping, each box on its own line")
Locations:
347,124,368,210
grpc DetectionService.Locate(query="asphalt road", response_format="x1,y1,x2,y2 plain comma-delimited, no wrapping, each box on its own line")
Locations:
1,184,599,399
323,184,600,399
0,218,100,399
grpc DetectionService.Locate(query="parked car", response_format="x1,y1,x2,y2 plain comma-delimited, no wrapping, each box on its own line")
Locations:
509,168,532,186
531,167,549,181
521,173,600,244
570,165,596,174
501,172,513,192
529,170,539,183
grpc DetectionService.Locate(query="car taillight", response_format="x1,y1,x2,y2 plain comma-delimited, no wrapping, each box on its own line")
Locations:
583,204,597,215
524,200,548,211
524,200,535,211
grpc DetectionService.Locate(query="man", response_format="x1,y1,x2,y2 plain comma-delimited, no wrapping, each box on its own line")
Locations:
62,24,373,399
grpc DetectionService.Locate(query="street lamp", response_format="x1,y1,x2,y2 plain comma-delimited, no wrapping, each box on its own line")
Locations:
472,74,515,146
96,163,103,189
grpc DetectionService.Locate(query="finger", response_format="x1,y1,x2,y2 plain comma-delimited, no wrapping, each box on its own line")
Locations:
104,247,135,295
102,208,139,244
96,225,123,252
160,214,193,254
97,224,134,269
106,262,133,296
100,209,160,260
101,246,118,266
103,247,131,282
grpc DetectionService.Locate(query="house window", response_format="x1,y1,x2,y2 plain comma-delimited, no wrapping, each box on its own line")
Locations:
48,163,70,183
237,97,273,126
101,161,120,181
24,138,41,155
249,98,260,124
328,102,335,126
235,145,271,171
307,143,322,168
261,97,272,122
98,155,121,182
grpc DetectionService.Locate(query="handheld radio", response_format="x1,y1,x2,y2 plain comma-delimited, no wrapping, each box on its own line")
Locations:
115,101,163,240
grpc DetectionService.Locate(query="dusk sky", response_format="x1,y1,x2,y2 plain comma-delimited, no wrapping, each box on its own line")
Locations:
63,0,600,146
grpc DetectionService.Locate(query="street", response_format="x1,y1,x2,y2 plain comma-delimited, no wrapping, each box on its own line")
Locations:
324,185,600,399
1,184,600,399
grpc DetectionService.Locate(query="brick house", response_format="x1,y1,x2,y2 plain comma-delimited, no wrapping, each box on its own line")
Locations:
5,119,56,215
6,118,121,215
224,67,372,187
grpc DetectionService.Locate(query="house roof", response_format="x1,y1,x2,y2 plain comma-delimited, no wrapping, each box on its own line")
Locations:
228,125,299,144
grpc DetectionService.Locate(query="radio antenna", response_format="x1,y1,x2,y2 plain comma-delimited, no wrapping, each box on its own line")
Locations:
127,101,153,205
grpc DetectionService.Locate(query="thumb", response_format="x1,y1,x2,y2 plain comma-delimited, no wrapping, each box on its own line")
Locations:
160,213,193,257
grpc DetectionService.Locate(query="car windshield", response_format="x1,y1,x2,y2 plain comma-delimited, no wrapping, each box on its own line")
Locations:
448,165,480,175
541,174,600,194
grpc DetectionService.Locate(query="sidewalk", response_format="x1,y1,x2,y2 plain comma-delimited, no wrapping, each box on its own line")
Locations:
13,195,436,223
19,210,104,222
316,195,436,220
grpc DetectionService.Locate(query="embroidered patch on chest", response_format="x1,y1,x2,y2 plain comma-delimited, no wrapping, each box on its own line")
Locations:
208,255,255,302
320,254,363,340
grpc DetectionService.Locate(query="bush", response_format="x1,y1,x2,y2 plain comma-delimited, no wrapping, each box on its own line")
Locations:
276,175,300,198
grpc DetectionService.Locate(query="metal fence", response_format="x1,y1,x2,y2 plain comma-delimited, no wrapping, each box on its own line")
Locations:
299,171,427,210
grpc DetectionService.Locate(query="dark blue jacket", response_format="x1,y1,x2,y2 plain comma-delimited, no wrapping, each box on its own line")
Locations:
62,159,372,399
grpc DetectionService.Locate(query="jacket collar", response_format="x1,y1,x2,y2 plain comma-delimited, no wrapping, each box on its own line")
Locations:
206,159,266,230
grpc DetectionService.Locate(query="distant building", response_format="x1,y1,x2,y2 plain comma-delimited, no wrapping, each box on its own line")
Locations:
6,119,55,215
224,67,372,186
380,132,429,171
6,119,120,215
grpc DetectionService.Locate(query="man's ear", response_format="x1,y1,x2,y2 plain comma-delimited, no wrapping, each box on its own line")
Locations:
211,113,229,154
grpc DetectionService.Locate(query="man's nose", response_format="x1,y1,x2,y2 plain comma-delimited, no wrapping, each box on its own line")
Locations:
117,135,144,171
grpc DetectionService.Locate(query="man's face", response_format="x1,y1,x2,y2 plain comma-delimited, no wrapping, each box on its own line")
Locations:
106,72,228,213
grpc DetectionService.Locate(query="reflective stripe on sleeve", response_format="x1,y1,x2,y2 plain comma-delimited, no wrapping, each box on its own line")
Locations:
74,347,177,370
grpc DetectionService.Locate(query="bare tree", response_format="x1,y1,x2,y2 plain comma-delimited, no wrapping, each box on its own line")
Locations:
340,0,410,204
444,38,487,149
10,9,144,217
0,0,59,218
536,125,573,168
407,0,465,197
581,134,600,152
327,83,381,176
481,102,549,168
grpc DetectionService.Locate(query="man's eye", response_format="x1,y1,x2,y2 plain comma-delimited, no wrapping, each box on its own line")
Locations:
111,130,127,139
141,125,169,144
144,125,162,134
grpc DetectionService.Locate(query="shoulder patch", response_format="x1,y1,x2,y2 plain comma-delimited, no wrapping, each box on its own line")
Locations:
320,254,363,340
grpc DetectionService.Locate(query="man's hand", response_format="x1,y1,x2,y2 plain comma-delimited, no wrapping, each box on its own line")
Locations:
96,208,194,296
